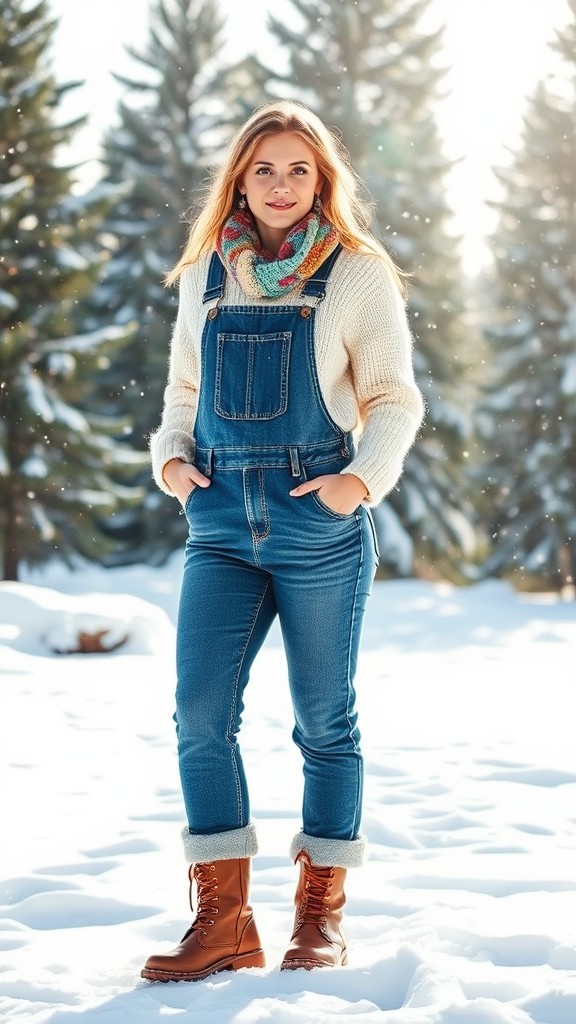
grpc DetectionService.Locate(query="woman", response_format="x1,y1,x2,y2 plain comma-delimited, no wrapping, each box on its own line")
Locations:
142,100,424,982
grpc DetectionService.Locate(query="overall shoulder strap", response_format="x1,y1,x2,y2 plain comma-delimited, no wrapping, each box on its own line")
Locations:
202,252,226,303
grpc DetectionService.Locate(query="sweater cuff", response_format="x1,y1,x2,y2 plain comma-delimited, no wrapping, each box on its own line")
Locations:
150,430,195,495
341,407,421,506
341,461,399,507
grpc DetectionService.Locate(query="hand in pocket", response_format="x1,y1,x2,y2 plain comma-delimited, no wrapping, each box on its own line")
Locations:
289,472,368,515
162,459,211,506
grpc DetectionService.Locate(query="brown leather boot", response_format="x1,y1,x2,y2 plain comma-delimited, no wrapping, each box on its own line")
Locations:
141,857,265,982
280,850,347,970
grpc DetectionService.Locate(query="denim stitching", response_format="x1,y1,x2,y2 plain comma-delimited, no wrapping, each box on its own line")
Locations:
227,578,272,827
245,336,255,416
242,470,270,565
183,486,198,517
195,438,346,455
345,512,364,838
257,469,270,539
365,507,380,562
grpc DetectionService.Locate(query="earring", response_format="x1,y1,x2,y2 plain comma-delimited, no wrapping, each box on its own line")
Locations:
238,193,247,210
313,194,322,215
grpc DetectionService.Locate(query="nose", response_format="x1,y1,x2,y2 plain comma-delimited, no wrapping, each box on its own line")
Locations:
273,175,290,192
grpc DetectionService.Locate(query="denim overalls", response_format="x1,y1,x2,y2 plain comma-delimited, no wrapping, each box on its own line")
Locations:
175,246,379,842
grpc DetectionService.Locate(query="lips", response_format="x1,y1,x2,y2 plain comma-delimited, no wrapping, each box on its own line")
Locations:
267,202,297,209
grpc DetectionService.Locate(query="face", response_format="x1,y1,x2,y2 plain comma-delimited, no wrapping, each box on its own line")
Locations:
239,131,323,253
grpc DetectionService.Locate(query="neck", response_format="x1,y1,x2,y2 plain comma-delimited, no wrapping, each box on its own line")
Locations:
254,222,290,256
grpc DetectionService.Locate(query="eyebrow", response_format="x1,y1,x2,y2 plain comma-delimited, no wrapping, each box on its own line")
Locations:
253,160,311,166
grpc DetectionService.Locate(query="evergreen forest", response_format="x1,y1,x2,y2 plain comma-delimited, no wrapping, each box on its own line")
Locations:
1,0,574,592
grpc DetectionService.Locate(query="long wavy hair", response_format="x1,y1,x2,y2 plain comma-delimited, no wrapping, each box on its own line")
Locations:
166,100,406,292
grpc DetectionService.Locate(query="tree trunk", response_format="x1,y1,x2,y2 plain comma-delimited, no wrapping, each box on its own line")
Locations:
2,495,19,581
558,543,576,600
3,419,20,581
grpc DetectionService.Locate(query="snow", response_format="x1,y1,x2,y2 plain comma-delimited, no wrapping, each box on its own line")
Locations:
46,353,76,378
0,177,31,206
43,325,131,354
22,366,55,423
372,502,413,576
560,359,576,395
52,247,91,272
0,287,18,312
1,557,576,1023
21,454,49,479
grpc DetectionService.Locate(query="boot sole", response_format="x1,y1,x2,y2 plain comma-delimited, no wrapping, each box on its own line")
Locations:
280,949,348,971
141,948,265,983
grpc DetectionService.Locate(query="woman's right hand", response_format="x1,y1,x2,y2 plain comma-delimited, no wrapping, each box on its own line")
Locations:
162,458,211,506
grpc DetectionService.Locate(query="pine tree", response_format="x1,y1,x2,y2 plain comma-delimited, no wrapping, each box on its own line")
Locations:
264,0,473,577
480,1,576,591
0,0,144,581
91,0,268,562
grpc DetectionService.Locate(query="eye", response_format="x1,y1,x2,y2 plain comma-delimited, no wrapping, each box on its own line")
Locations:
255,167,272,175
291,166,308,175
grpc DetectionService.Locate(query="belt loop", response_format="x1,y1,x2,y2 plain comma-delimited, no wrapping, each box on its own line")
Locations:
289,446,301,478
205,448,214,478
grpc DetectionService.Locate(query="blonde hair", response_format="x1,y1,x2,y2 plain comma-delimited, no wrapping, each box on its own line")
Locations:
166,100,406,293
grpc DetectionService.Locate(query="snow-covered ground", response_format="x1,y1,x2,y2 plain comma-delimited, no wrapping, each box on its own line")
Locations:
1,555,575,1023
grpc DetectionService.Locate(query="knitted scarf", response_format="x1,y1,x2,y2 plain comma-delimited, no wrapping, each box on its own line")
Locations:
217,209,339,298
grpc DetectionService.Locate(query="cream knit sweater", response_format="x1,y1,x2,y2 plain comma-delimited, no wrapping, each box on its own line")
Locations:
150,248,425,506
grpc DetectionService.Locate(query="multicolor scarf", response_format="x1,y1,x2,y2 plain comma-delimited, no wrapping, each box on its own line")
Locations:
217,209,339,298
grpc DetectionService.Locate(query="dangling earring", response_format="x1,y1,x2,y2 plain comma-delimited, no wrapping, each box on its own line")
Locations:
313,194,322,215
238,193,247,210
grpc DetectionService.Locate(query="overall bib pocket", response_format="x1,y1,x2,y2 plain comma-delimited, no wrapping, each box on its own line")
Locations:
215,331,292,420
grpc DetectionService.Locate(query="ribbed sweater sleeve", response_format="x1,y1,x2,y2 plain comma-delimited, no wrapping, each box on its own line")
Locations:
149,267,202,493
337,256,425,504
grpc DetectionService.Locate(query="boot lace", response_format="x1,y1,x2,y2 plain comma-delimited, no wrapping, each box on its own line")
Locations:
187,863,219,936
298,865,334,925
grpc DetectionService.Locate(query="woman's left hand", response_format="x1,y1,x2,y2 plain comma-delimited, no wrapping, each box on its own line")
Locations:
289,473,369,515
